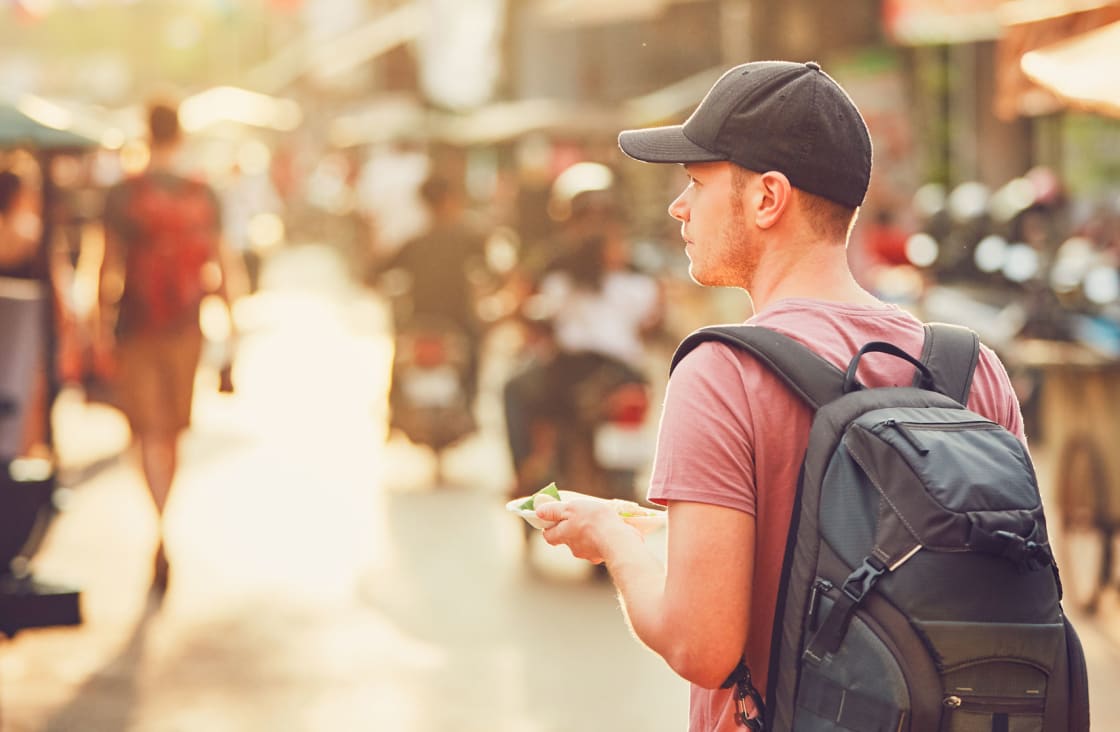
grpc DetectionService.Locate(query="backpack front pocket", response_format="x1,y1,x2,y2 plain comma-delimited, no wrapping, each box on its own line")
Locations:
915,620,1061,732
844,408,1049,568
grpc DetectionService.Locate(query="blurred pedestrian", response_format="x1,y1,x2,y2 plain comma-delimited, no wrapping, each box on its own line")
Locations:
97,97,237,596
533,60,1028,729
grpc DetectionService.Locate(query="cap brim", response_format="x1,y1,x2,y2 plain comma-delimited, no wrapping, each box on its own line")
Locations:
617,125,724,164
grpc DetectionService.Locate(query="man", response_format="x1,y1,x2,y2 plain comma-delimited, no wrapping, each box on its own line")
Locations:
99,99,238,595
535,61,1026,729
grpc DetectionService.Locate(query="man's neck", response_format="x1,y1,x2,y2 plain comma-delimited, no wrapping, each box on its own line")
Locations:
747,236,880,313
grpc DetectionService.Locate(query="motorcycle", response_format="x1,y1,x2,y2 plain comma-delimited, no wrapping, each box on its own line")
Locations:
374,263,481,479
387,315,477,474
0,282,81,636
505,339,655,554
558,356,652,502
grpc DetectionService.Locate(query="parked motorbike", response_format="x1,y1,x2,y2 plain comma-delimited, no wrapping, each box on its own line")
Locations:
0,282,81,637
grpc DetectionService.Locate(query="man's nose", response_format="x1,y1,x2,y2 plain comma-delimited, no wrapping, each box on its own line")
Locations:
668,193,688,222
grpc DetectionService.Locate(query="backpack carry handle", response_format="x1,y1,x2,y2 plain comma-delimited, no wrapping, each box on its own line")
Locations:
844,341,936,394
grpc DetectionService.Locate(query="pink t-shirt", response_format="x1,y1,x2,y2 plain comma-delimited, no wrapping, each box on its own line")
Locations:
648,299,1025,732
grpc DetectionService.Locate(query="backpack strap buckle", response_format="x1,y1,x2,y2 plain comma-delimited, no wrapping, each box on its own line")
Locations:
804,557,888,663
841,556,886,602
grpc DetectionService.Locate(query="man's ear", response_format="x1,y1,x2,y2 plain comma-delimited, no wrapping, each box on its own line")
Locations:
755,171,792,230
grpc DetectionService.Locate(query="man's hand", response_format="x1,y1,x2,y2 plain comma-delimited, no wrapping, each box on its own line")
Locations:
536,498,639,564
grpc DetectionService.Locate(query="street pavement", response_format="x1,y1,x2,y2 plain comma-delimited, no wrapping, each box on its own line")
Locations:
3,242,1120,731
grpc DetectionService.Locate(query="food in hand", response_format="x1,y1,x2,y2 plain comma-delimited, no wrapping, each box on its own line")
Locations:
518,482,561,511
619,508,659,517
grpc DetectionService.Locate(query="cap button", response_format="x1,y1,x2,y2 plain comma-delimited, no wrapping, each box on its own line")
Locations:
805,61,821,71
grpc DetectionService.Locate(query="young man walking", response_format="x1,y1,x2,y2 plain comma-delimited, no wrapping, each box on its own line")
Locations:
535,60,1027,729
99,99,237,596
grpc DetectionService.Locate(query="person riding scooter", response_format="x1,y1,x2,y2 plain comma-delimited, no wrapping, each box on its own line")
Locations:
503,196,663,503
370,175,493,464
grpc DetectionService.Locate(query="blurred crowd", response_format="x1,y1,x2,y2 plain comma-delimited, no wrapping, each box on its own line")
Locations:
6,111,1120,478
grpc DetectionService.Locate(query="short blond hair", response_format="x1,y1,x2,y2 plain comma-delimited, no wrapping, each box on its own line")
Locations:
731,165,856,241
799,191,858,242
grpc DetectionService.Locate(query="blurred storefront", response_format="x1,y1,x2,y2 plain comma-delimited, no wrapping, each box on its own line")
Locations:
994,1,1120,202
878,0,1120,192
883,0,1035,188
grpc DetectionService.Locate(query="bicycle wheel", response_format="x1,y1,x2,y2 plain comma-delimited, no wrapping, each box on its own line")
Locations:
1054,435,1114,614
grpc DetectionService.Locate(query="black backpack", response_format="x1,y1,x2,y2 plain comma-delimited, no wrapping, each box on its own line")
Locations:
671,323,1090,732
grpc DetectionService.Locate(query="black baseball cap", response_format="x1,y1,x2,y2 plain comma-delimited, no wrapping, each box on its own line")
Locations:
618,60,872,209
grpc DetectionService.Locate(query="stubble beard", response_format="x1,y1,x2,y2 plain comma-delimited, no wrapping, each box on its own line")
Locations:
690,203,757,289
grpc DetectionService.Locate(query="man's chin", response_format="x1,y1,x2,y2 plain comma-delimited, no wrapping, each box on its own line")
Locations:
688,265,717,287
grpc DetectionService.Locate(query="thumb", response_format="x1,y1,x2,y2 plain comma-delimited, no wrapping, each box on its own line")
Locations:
535,501,565,522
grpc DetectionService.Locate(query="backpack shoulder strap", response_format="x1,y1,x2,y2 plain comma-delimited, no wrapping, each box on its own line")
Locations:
915,323,980,405
670,325,846,411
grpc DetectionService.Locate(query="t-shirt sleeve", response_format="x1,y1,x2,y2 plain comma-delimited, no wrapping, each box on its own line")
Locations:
647,342,757,515
968,343,1028,446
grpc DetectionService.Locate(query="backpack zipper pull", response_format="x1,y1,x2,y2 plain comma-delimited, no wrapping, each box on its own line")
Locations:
884,419,929,456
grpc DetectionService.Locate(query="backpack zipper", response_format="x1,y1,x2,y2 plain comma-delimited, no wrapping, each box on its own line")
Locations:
879,419,1003,456
942,693,1045,715
882,419,929,455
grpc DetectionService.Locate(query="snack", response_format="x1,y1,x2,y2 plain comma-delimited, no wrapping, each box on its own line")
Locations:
517,482,560,511
505,487,667,535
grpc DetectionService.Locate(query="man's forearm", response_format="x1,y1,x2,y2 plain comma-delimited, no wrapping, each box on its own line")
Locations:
600,527,677,665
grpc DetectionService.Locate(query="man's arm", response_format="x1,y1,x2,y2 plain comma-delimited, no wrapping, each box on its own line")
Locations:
538,342,757,687
537,498,753,689
95,218,125,368
205,184,246,310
